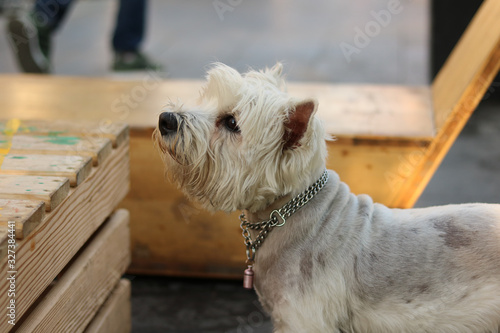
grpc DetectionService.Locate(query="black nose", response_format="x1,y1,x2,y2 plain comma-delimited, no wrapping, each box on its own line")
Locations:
159,112,178,135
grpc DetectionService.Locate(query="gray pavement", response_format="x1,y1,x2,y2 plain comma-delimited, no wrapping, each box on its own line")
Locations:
0,0,429,84
1,0,499,332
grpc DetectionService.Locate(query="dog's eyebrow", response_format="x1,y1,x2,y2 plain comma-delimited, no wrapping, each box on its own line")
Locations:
217,108,240,119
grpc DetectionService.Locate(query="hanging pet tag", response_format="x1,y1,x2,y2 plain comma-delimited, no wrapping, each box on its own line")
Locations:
243,265,254,289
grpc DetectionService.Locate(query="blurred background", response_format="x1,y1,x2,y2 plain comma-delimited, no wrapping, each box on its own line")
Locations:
0,0,498,332
0,0,429,83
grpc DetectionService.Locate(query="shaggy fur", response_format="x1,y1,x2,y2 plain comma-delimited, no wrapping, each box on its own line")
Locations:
154,63,500,333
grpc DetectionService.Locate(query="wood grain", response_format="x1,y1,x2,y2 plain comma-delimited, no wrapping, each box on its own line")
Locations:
0,175,69,212
15,209,130,333
0,141,129,333
5,135,112,167
0,199,45,239
393,0,500,207
0,227,7,259
0,76,434,142
432,0,500,131
84,279,131,333
0,120,129,149
290,84,434,139
0,154,92,187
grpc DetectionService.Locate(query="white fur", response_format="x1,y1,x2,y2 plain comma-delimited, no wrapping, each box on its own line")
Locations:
154,63,327,213
154,63,500,332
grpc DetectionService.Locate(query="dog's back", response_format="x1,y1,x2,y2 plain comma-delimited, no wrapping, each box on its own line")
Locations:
350,202,500,332
255,171,500,333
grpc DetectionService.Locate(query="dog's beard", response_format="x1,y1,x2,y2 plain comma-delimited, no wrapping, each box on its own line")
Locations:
153,123,224,211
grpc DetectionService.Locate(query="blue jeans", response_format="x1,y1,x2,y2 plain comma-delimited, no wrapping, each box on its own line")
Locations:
33,0,146,52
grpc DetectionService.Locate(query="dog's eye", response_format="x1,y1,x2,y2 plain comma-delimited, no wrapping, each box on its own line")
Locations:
224,116,240,133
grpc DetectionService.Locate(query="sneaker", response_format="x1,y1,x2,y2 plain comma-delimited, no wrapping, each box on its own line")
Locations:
6,12,51,73
112,52,162,71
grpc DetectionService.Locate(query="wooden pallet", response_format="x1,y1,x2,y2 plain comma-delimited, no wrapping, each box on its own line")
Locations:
0,120,130,332
14,209,130,333
84,279,131,333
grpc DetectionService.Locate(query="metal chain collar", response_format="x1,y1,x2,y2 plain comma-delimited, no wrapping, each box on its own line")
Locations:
239,170,329,263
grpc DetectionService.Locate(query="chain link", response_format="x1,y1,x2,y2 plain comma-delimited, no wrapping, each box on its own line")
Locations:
239,170,329,261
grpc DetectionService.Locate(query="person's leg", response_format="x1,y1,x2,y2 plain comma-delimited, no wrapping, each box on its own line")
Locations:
111,0,161,71
33,0,74,33
6,0,75,73
112,0,145,52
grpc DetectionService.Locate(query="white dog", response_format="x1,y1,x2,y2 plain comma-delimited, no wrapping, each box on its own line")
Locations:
154,63,500,333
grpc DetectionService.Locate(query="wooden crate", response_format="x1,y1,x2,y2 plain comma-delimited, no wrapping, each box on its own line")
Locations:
84,279,131,333
0,120,131,332
14,210,130,333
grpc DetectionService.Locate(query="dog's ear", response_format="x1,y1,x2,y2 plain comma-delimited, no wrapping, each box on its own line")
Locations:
283,99,317,150
201,63,243,107
269,62,283,78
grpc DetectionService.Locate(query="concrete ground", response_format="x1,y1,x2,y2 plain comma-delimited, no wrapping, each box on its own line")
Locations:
1,0,499,332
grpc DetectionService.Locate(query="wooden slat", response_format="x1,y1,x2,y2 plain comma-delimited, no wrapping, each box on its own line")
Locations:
0,175,69,212
84,279,131,333
0,120,129,149
432,0,500,131
0,140,129,333
0,76,435,142
393,0,500,208
0,227,7,259
290,84,434,140
0,199,45,239
0,154,92,187
15,209,130,333
3,134,112,167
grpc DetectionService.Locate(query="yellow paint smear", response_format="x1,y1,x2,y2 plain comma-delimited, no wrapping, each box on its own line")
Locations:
0,119,21,168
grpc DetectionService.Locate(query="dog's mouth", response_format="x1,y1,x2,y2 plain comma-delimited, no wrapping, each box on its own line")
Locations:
153,127,186,166
166,144,184,165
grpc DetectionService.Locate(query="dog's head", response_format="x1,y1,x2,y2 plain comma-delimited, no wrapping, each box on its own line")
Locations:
153,63,327,213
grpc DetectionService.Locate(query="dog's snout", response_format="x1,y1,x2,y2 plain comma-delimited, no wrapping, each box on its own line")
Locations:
159,112,179,135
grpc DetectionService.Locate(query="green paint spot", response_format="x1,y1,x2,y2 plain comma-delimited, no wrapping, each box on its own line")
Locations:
41,136,80,145
11,156,27,159
48,130,67,136
26,189,31,192
0,140,7,143
19,126,37,133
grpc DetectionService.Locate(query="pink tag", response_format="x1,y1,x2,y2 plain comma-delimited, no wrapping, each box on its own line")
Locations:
243,266,254,289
